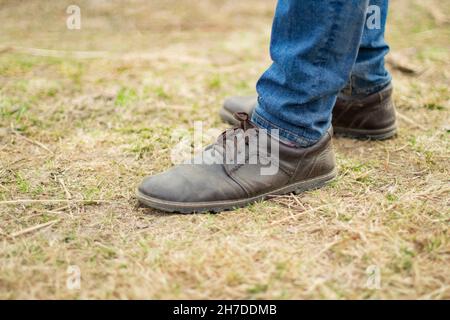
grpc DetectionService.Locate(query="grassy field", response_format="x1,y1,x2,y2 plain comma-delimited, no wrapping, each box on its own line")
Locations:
0,0,449,299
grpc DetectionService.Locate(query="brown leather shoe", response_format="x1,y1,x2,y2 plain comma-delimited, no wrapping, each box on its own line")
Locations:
137,113,337,213
220,83,397,140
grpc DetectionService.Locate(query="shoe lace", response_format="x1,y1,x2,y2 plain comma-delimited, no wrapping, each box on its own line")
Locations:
209,112,257,162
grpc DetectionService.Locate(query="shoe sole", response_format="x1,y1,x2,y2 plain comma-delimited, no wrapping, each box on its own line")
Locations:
136,168,337,214
333,123,397,140
220,107,397,141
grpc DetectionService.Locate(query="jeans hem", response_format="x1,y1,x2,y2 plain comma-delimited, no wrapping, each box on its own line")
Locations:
344,78,392,97
252,108,321,148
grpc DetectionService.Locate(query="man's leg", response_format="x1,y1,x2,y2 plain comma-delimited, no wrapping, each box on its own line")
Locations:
221,0,396,140
344,0,392,96
252,0,370,147
137,0,372,213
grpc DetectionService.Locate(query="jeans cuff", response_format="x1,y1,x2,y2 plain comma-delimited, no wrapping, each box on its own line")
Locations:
342,78,392,97
251,107,320,148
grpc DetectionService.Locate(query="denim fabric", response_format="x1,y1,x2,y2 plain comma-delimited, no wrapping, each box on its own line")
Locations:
344,0,392,96
253,0,392,146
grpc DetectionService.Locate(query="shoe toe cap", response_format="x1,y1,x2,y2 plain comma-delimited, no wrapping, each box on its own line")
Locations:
138,172,180,202
138,165,246,203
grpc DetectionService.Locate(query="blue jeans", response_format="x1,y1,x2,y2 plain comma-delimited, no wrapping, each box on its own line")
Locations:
252,0,392,146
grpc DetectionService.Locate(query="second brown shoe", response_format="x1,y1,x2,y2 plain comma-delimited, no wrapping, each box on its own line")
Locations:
220,83,397,140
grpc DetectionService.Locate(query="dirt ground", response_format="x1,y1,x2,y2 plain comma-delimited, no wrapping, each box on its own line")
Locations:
0,0,449,299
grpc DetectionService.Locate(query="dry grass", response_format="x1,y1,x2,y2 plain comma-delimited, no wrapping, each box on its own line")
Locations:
0,0,449,299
